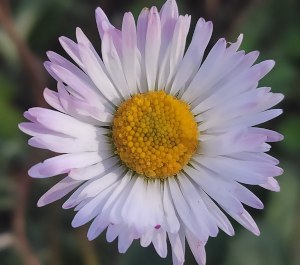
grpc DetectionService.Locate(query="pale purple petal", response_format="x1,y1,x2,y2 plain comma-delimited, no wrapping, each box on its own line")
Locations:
185,229,206,265
37,177,83,207
145,7,161,90
76,28,121,105
121,12,139,94
29,152,109,178
101,31,130,99
170,18,213,96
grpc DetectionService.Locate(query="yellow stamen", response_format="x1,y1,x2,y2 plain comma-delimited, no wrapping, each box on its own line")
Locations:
112,91,198,179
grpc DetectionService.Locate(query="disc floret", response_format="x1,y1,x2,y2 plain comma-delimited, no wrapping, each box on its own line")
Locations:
112,91,198,179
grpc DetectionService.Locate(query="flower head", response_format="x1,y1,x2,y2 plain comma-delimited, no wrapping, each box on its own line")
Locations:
19,0,284,264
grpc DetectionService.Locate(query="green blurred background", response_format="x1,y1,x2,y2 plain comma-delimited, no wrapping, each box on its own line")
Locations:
0,0,299,264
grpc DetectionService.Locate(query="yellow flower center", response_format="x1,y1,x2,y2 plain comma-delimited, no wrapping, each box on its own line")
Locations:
112,91,198,179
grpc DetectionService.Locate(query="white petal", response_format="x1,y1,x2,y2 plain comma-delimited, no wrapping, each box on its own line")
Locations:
200,191,234,236
184,165,244,214
47,62,102,105
101,171,133,219
160,0,178,24
43,88,65,112
191,55,261,115
140,229,154,247
229,209,260,236
56,82,113,123
28,135,109,153
226,33,243,53
121,12,138,94
87,215,110,241
136,8,149,92
177,173,218,237
235,184,264,209
200,129,268,156
95,7,122,54
118,228,135,253
251,59,275,79
120,177,148,234
166,15,191,88
102,31,130,99
167,178,208,241
78,166,126,198
106,224,122,242
37,177,82,207
260,177,280,192
228,152,279,165
170,18,213,96
69,156,119,180
120,178,165,235
76,28,121,105
62,181,91,209
192,155,282,184
152,229,167,258
182,38,227,103
145,7,161,90
71,182,117,227
198,91,283,132
162,183,180,233
158,15,190,91
145,180,165,231
168,229,185,265
27,107,99,139
59,36,85,69
29,152,106,178
248,127,284,142
190,50,246,110
185,229,206,265
159,0,178,72
19,122,55,137
106,177,136,224
208,109,283,133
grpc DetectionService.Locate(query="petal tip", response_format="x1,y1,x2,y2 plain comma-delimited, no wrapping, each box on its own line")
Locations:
28,163,45,178
37,198,46,207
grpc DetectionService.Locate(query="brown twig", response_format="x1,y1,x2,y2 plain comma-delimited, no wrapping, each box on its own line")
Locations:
0,1,48,265
12,171,41,265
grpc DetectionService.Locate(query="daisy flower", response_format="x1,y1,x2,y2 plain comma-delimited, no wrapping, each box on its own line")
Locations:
19,0,284,264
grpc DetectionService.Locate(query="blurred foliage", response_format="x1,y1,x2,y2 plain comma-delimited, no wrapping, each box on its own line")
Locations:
0,0,299,265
